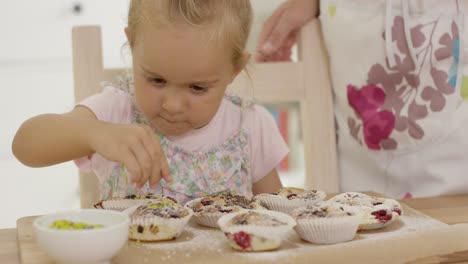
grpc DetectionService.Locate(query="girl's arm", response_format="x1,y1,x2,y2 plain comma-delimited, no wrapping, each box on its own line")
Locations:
252,168,283,194
12,105,172,187
12,106,100,167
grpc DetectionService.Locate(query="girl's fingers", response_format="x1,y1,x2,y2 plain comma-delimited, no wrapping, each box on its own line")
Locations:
145,126,172,187
131,142,152,188
149,161,162,189
123,152,141,184
160,154,172,183
142,126,157,162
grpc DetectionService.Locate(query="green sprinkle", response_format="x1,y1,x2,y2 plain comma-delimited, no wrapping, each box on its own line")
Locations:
49,220,104,230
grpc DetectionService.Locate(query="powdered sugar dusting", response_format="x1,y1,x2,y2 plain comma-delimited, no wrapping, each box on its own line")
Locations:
117,205,447,262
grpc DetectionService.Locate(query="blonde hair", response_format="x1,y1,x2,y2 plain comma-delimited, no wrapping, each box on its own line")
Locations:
127,0,252,68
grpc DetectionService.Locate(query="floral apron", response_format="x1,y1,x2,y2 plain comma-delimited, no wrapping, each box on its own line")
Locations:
98,80,254,203
320,0,468,198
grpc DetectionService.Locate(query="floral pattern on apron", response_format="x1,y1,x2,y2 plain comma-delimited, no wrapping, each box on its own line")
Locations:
320,0,468,198
321,0,465,151
98,79,254,203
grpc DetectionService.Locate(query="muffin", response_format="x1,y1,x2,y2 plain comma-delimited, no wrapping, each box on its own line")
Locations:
255,187,326,214
292,201,361,244
218,209,296,252
329,192,403,230
185,192,267,228
124,196,193,241
94,193,169,211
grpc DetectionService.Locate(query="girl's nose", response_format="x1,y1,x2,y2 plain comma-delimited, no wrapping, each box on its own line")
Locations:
161,89,184,114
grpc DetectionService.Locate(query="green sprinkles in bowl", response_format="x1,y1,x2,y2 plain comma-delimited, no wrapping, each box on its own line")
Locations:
49,220,104,230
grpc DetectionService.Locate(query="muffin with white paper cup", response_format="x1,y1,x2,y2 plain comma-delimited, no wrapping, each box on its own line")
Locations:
292,201,361,244
185,192,267,228
255,187,326,214
329,192,402,230
218,209,296,252
124,197,193,241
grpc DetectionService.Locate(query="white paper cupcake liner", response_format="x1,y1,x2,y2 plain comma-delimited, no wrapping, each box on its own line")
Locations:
192,211,222,228
183,198,221,228
294,213,361,244
255,194,324,214
185,197,257,228
124,204,193,241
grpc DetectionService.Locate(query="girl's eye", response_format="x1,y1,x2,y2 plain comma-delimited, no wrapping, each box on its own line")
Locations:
148,78,166,87
190,85,208,93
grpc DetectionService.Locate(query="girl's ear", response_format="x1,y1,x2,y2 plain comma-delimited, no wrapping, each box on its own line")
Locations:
230,52,252,82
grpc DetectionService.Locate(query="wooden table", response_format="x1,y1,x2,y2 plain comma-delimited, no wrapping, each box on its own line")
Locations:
2,194,468,264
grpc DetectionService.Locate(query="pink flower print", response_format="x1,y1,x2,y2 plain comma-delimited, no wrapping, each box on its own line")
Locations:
392,16,426,55
368,63,403,95
381,16,425,88
403,192,413,199
345,16,459,150
435,22,460,89
348,84,396,150
362,111,396,150
421,67,453,112
347,84,385,118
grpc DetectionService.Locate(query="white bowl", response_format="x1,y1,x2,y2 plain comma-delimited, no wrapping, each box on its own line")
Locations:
33,209,129,264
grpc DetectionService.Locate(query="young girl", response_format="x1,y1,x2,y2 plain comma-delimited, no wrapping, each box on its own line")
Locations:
12,0,288,203
257,0,468,198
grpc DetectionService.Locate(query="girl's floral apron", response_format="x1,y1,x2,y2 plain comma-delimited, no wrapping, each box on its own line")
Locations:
320,0,468,198
99,89,254,204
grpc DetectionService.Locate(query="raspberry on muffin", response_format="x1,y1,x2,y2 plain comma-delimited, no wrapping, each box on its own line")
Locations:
329,192,402,230
218,210,296,252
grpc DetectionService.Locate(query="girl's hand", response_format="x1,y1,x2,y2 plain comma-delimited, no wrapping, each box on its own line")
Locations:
255,0,318,62
89,122,172,188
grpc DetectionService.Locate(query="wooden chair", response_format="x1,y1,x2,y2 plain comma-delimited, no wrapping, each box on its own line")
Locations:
72,19,338,208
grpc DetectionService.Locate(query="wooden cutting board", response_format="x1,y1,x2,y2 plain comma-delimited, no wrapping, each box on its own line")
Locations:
16,203,468,264
17,216,52,264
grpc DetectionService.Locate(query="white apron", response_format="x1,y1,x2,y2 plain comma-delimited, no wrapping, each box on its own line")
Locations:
319,0,468,198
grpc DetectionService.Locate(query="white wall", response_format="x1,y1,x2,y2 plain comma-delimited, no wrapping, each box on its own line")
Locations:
0,0,130,229
0,0,287,228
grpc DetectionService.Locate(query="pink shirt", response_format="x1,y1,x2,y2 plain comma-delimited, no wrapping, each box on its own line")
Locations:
75,86,289,184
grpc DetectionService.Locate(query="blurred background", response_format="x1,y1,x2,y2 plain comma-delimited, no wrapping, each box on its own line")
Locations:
0,0,305,228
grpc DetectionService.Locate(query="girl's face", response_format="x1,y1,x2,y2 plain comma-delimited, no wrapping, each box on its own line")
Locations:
128,22,245,137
